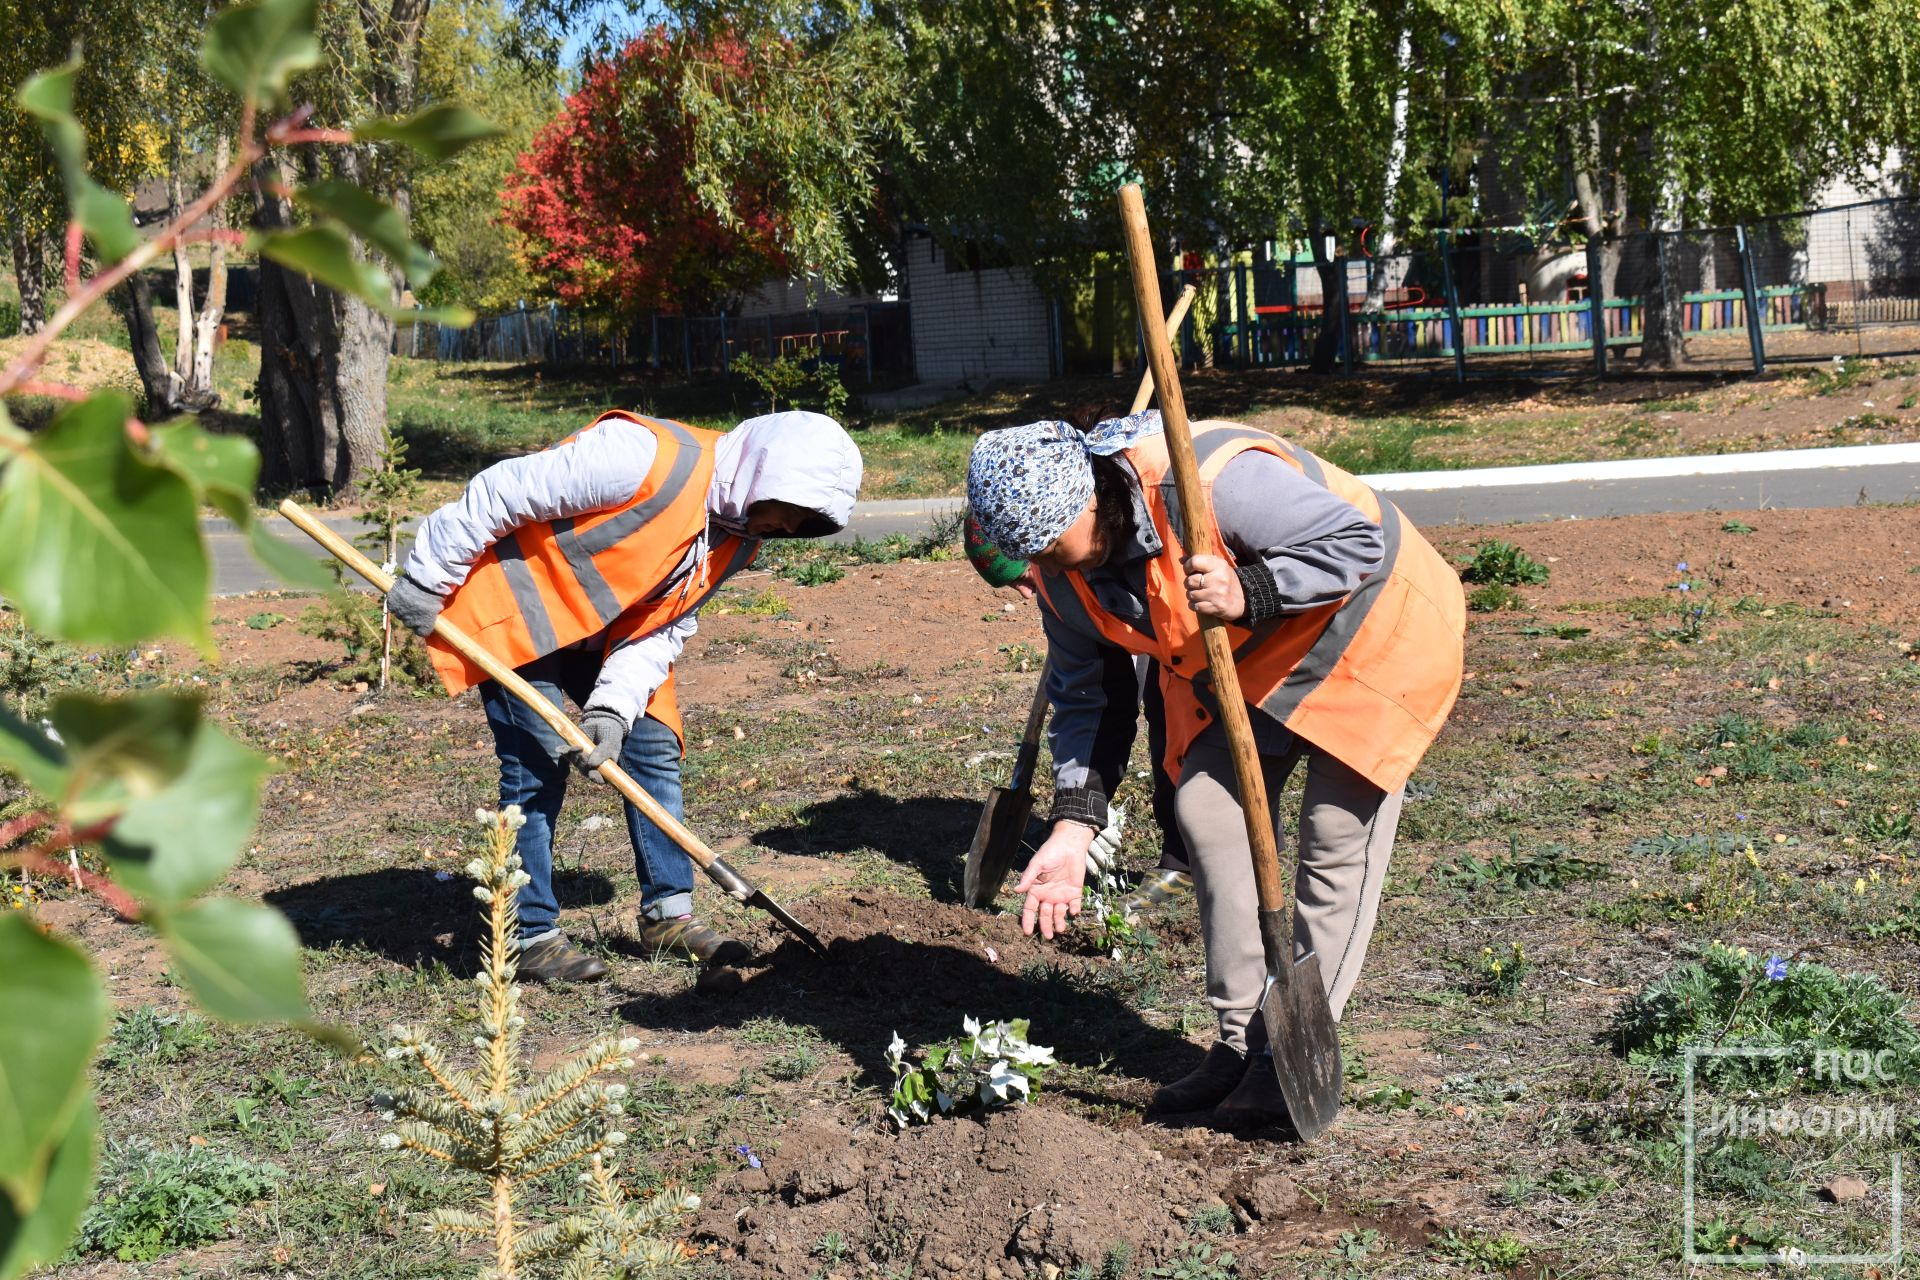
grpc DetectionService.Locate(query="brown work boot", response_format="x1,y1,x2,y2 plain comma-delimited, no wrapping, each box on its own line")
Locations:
1123,870,1193,922
637,914,753,967
1150,1042,1249,1114
517,933,609,984
1213,1052,1294,1132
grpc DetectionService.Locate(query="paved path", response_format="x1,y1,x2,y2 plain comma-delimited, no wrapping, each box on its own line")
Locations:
215,442,1920,595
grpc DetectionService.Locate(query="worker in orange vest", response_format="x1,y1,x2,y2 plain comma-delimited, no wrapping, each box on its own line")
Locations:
966,410,1464,1129
388,410,862,982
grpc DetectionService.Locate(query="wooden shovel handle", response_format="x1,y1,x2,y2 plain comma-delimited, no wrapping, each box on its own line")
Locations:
1115,185,1288,915
278,499,722,874
1129,285,1197,416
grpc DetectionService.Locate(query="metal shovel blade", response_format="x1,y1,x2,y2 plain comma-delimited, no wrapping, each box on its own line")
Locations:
1256,912,1344,1141
963,784,1035,909
747,889,828,958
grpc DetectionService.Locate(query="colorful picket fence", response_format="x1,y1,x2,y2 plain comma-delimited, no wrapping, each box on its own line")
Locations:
1327,285,1820,363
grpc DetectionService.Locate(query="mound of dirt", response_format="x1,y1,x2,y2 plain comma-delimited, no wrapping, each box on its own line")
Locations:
693,1105,1257,1277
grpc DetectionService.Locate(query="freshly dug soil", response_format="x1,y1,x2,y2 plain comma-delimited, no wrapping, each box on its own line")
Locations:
692,1106,1264,1277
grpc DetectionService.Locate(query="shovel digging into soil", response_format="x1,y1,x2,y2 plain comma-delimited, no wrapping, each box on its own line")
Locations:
962,286,1196,911
1115,184,1344,1140
281,499,829,959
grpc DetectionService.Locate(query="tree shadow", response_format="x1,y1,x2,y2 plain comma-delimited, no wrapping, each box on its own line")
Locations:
751,787,995,903
624,933,1204,1094
266,866,616,971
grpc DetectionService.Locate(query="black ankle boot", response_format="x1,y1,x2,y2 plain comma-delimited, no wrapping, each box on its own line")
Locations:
1213,1052,1294,1131
1150,1043,1249,1114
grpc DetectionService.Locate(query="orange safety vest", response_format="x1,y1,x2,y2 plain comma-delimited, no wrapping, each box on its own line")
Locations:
1035,421,1465,793
426,411,759,746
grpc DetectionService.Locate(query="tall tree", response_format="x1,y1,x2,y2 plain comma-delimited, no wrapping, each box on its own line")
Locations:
251,0,436,494
410,0,557,312
0,0,150,335
502,30,793,313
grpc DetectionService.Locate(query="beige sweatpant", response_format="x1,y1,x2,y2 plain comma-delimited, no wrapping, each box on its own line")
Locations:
1174,737,1403,1052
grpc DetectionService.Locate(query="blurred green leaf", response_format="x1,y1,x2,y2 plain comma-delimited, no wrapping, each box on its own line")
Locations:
16,64,140,265
158,898,310,1024
151,421,258,506
246,521,336,590
200,0,321,105
150,422,335,590
0,917,107,1213
0,395,210,652
355,104,503,162
0,705,70,801
295,181,438,285
0,1098,97,1280
104,718,271,910
252,226,393,311
48,693,200,824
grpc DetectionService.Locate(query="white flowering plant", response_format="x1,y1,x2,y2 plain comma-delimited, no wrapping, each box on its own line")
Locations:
885,1016,1057,1128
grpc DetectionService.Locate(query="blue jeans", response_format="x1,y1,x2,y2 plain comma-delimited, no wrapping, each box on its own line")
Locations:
478,648,693,941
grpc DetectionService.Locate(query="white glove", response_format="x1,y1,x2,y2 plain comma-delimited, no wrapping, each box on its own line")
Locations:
1084,804,1127,882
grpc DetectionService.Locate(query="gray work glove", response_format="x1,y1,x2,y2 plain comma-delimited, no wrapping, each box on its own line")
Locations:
571,708,628,780
385,574,443,638
1084,804,1127,884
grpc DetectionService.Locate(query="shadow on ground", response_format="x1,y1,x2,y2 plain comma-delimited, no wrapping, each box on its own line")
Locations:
752,787,986,902
626,930,1203,1096
266,865,616,969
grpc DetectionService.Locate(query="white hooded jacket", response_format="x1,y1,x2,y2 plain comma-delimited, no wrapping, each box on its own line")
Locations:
401,411,861,725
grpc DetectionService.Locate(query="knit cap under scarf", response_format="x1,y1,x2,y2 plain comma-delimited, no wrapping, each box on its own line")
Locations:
965,410,1163,558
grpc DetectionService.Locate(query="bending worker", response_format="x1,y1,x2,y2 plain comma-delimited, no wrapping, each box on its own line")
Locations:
388,410,862,983
966,513,1192,917
965,410,1463,1128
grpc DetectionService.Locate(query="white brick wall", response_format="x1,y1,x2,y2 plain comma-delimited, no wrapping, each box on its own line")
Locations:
905,235,1052,385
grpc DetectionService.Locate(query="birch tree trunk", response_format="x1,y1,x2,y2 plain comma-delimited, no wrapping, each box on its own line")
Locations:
170,168,195,378
183,134,230,409
9,222,47,335
1362,25,1414,315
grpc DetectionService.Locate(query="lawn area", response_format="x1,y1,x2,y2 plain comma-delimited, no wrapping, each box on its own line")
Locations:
8,318,1920,509
12,502,1920,1277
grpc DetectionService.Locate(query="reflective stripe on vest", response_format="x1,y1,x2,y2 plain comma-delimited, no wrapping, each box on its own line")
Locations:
1038,421,1464,793
428,412,723,698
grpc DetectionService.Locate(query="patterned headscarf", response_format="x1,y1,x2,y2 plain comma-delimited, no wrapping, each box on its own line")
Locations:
966,411,1163,557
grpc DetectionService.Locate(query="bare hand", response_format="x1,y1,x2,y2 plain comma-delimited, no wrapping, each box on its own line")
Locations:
1015,822,1092,940
1183,553,1245,622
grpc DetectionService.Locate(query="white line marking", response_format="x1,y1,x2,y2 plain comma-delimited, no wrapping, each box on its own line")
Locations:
1365,442,1920,492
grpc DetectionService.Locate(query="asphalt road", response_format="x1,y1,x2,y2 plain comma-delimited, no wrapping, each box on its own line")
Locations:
215,449,1920,596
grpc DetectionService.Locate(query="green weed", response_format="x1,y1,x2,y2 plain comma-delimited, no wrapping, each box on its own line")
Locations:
1611,942,1920,1090
1721,519,1756,535
1429,1228,1529,1271
103,1006,215,1067
1188,1203,1235,1237
1458,540,1550,587
781,558,845,587
1811,356,1873,395
1471,942,1532,998
1467,583,1526,612
730,588,793,615
74,1141,282,1262
1148,1241,1237,1280
244,611,286,629
1429,840,1605,893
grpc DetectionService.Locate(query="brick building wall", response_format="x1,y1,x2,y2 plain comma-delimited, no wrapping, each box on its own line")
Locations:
904,233,1053,385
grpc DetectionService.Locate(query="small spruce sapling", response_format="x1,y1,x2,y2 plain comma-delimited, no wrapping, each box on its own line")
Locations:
886,1016,1056,1127
377,807,693,1278
354,431,425,692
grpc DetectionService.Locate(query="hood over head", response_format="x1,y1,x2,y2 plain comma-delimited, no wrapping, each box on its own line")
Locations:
708,411,863,538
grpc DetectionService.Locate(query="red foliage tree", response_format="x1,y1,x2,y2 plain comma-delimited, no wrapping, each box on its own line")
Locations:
502,30,789,314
